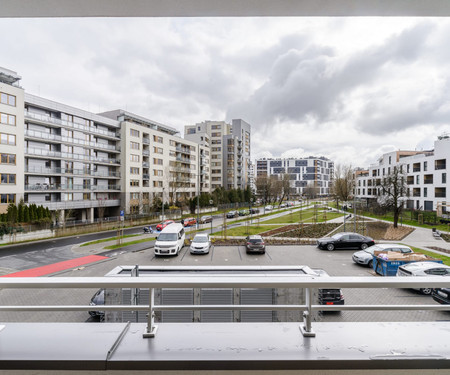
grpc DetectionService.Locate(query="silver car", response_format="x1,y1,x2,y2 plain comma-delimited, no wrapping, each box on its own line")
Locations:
190,233,211,254
396,261,450,295
352,244,413,268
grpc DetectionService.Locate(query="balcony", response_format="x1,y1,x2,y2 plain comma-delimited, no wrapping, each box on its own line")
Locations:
25,148,120,165
25,199,121,210
24,166,120,178
0,271,449,372
142,138,150,144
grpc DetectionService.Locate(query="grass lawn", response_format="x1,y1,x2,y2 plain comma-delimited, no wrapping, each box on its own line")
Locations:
104,236,156,250
262,210,343,224
81,234,141,247
212,224,281,237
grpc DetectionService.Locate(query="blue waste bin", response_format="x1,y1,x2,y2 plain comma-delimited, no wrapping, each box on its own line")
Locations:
372,254,443,276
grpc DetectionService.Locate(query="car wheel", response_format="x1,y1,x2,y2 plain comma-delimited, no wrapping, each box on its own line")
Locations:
326,243,335,251
368,260,373,268
421,288,432,295
360,243,368,250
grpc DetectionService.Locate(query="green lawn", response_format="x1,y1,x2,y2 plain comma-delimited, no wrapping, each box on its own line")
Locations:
212,224,281,237
80,234,141,247
262,209,343,224
103,237,156,250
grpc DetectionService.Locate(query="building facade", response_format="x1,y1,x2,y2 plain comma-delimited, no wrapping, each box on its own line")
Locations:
355,135,449,212
0,68,25,214
184,119,251,191
256,157,334,197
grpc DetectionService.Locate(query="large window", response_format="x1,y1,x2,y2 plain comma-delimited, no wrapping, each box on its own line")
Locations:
0,153,15,164
153,146,163,154
0,174,15,184
0,194,15,204
0,112,15,126
153,158,163,165
130,129,140,137
130,141,140,150
153,135,163,143
130,154,140,162
0,92,16,106
0,133,16,145
130,167,139,174
130,179,140,187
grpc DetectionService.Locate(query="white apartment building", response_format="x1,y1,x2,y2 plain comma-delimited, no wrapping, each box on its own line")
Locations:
100,110,205,214
0,68,25,214
184,119,251,191
256,157,334,197
355,134,449,212
24,94,122,222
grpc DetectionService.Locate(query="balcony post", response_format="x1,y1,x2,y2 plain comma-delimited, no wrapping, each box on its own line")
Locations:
143,287,158,338
300,287,315,337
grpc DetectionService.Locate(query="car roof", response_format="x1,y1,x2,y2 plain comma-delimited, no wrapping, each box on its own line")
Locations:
248,235,263,239
194,233,208,238
160,223,183,233
401,261,450,270
372,244,411,250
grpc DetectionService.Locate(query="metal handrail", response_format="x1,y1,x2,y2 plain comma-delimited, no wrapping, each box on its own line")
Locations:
1,276,450,338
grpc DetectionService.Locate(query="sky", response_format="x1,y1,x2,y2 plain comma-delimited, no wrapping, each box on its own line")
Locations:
2,17,450,167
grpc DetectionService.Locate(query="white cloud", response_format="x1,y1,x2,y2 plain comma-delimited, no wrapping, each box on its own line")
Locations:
1,17,450,168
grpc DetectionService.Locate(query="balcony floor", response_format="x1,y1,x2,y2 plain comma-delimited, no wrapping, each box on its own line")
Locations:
1,322,450,372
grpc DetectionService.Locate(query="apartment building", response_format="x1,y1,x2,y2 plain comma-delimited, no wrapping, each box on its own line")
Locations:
0,68,25,214
184,119,251,191
355,134,449,212
100,110,203,213
256,156,334,197
24,94,122,222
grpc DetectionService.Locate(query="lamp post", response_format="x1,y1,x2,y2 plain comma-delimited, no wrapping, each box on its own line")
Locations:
209,199,213,234
250,197,253,224
161,187,165,221
197,172,200,229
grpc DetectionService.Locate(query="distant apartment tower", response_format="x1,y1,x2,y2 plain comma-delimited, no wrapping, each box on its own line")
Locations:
184,119,251,191
24,94,122,222
0,67,24,214
355,135,449,212
256,157,334,197
101,110,204,213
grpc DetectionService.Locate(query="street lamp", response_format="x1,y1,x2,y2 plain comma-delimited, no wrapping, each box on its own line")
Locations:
209,199,213,234
250,197,253,224
196,172,200,229
161,187,165,221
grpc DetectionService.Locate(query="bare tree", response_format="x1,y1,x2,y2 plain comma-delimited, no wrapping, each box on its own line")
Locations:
376,165,408,228
332,164,355,208
304,182,319,200
276,173,291,205
255,175,278,204
166,163,191,206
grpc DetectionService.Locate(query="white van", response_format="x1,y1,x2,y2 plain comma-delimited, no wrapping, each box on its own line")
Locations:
154,223,185,256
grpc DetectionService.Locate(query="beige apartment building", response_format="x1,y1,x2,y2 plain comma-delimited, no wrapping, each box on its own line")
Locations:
0,68,24,214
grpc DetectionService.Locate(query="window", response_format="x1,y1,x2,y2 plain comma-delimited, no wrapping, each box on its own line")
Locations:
170,140,176,146
416,175,420,184
130,192,140,200
130,167,139,174
424,161,428,171
153,146,163,154
130,129,140,137
67,177,73,188
424,187,427,197
0,133,16,145
66,145,73,153
169,150,176,157
443,173,447,184
0,153,15,164
0,112,16,126
153,181,163,187
0,92,16,106
211,124,221,129
83,193,91,200
130,141,140,150
130,154,140,162
153,135,163,143
211,132,221,137
66,193,73,201
130,179,140,187
0,194,15,204
0,174,15,184
153,158,163,165
153,169,163,177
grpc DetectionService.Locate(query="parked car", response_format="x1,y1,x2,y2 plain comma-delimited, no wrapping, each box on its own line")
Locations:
352,244,413,268
200,215,213,224
280,203,287,208
245,235,265,254
88,289,105,319
183,217,197,227
396,262,450,295
226,210,238,218
154,223,185,256
432,288,450,304
265,205,273,211
250,208,260,214
190,233,211,254
143,225,154,234
313,269,345,309
238,209,249,216
156,220,174,231
317,232,375,251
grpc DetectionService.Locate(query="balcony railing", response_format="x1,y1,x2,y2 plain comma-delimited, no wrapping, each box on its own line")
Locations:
25,184,121,191
25,148,120,165
25,166,120,178
25,111,119,138
1,274,450,339
24,199,121,210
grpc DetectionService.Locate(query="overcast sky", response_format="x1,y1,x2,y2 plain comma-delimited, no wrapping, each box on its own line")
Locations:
2,17,450,167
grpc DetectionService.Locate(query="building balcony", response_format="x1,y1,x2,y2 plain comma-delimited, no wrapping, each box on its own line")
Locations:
25,148,120,165
25,166,120,178
24,198,121,210
142,138,150,144
24,111,119,139
25,184,121,191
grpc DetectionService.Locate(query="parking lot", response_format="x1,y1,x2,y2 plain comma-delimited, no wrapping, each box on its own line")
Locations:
1,241,449,324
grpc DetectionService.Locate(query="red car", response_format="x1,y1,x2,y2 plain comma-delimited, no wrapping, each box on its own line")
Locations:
183,217,197,227
156,220,174,231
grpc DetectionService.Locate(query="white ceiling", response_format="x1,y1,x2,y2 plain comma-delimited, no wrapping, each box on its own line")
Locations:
2,0,450,17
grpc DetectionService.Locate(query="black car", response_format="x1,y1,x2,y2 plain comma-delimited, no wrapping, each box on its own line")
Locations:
432,288,450,305
313,269,345,309
88,289,105,319
317,232,375,251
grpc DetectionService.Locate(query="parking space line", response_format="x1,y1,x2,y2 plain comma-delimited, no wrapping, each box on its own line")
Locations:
265,248,272,260
210,246,215,262
237,245,243,260
180,246,189,261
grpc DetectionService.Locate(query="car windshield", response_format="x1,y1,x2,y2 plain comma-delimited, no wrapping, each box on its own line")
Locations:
158,233,177,241
331,234,343,240
193,236,208,243
249,238,262,243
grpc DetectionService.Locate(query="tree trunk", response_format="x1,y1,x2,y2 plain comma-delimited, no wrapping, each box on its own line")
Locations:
393,209,399,228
